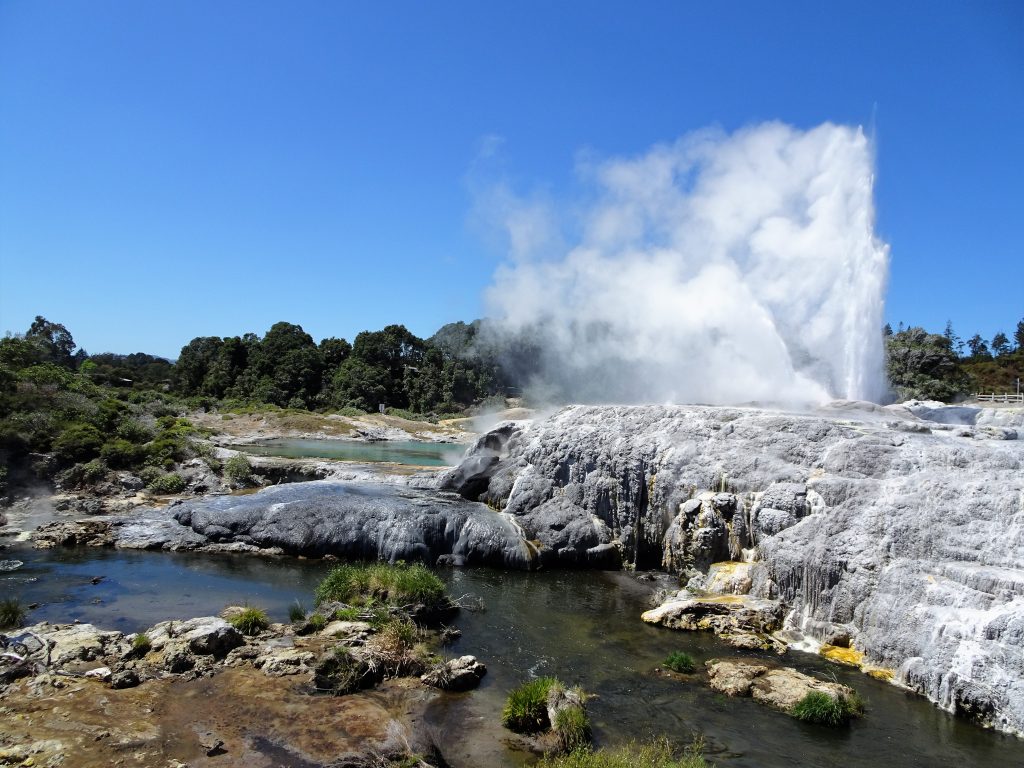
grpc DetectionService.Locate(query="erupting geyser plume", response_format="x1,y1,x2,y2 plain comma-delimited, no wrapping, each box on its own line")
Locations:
482,122,890,405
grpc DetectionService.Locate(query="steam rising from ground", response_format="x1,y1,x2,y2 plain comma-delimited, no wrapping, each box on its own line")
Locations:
480,122,889,406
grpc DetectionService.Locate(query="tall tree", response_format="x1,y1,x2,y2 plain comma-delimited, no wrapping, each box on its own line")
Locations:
886,326,968,401
26,316,77,368
966,334,991,359
991,332,1010,357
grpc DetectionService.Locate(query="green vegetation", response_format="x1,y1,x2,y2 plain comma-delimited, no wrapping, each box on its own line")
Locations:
885,318,1024,401
664,651,696,674
790,690,865,726
554,703,592,752
228,606,270,636
536,738,708,768
501,676,560,733
0,598,27,630
288,601,307,623
223,453,254,486
314,562,447,611
306,613,328,632
147,472,186,494
172,319,507,414
131,633,152,657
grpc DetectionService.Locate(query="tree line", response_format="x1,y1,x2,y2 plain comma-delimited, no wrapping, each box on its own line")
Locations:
885,318,1024,401
172,320,506,414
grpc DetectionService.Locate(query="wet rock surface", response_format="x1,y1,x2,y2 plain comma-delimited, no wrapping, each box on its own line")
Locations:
707,659,858,712
420,654,486,691
115,480,537,568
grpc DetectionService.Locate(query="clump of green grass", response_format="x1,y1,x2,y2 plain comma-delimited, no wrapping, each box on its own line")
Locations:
131,633,152,656
501,676,559,733
288,601,306,623
306,613,328,632
790,690,864,726
229,606,270,636
536,737,708,768
314,562,447,611
0,598,27,630
664,651,696,674
554,703,591,752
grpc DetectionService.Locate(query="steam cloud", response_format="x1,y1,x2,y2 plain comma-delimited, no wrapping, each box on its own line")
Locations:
480,122,890,406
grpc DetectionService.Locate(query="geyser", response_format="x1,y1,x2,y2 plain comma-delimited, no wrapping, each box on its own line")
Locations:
482,122,890,405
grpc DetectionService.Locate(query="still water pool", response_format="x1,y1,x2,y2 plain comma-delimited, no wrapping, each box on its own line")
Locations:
3,544,1019,767
237,438,466,466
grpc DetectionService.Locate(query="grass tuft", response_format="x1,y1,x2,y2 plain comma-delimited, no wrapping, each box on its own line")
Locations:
664,651,696,674
536,737,708,768
229,606,270,636
0,598,27,630
131,633,152,656
501,676,559,733
288,601,306,623
315,562,447,611
790,690,864,726
554,704,591,752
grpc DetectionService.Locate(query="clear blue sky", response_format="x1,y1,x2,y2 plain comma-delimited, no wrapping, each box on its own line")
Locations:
1,1,1021,359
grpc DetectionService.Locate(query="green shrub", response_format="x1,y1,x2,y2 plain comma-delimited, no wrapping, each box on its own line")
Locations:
0,598,27,630
314,562,446,611
53,422,104,462
116,419,154,444
138,465,164,485
332,406,367,417
101,438,145,468
790,690,864,726
536,738,708,768
554,703,591,752
147,472,186,494
502,677,559,733
229,606,270,636
223,454,254,486
145,434,189,467
332,605,362,621
664,651,696,674
307,613,328,632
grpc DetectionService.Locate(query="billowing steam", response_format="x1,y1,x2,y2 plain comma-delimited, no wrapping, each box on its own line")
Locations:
480,122,890,405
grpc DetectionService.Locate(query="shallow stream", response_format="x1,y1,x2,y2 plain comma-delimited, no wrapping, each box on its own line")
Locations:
2,544,1019,767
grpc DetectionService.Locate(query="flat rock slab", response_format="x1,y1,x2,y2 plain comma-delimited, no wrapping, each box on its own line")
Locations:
707,659,857,712
642,593,783,634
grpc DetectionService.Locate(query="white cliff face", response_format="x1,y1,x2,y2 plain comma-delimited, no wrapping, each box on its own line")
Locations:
449,402,1024,735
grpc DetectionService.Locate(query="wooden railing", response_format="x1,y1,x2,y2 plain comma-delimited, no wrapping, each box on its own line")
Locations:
973,393,1024,403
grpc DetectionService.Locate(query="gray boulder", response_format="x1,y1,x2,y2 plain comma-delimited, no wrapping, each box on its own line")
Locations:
136,479,537,569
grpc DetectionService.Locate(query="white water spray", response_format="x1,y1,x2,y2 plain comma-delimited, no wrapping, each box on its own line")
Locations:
481,122,890,405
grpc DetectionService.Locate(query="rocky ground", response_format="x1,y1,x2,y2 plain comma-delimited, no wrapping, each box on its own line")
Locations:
0,607,485,767
190,409,474,445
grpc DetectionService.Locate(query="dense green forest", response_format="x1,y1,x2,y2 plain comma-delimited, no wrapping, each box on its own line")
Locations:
171,320,506,414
